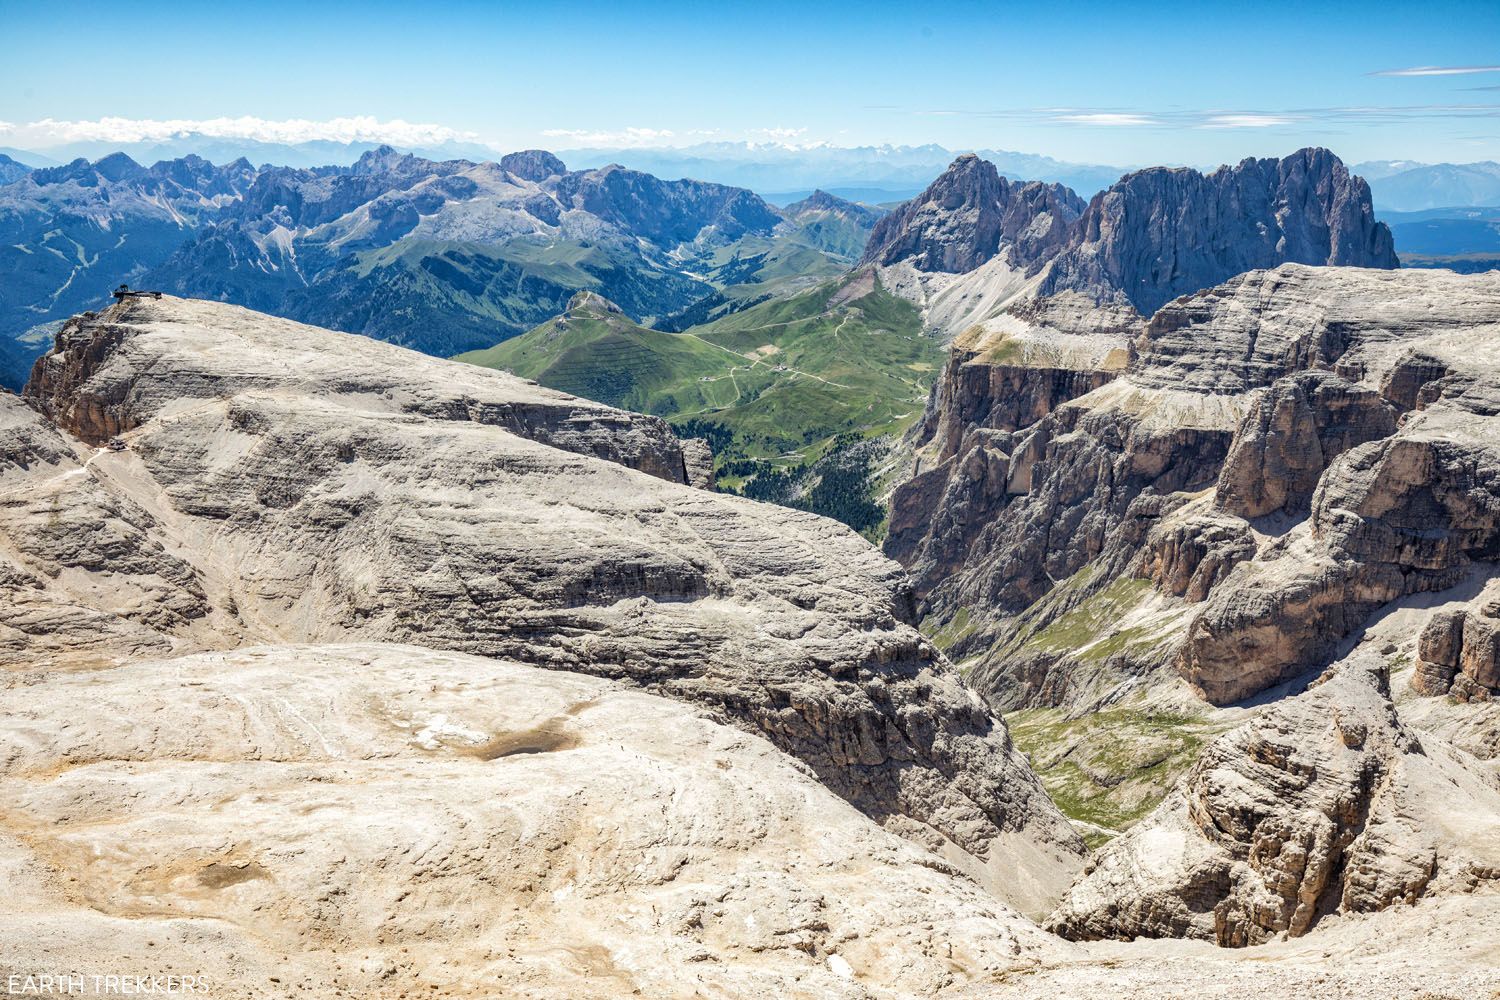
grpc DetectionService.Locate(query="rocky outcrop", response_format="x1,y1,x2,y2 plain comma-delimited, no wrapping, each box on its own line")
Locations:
499,147,568,181
879,153,1405,706
1182,405,1500,704
895,374,1239,642
1215,372,1398,518
19,295,1086,910
1039,148,1397,315
27,301,696,485
1413,603,1500,701
1137,506,1257,603
861,154,1086,272
885,340,1120,570
1049,657,1500,946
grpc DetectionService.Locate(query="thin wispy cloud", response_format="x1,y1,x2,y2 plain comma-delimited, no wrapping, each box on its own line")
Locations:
1055,113,1158,127
11,116,476,148
889,103,1500,131
541,126,815,149
1370,64,1500,77
1202,114,1297,129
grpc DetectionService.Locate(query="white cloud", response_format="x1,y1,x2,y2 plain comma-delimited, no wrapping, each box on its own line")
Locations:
746,127,808,141
12,116,477,148
1371,64,1500,77
1202,114,1296,129
541,127,677,147
1055,113,1158,127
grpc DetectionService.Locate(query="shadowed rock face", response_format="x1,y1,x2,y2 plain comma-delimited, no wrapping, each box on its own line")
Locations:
19,294,1086,911
1039,148,1398,315
1414,603,1500,700
1183,420,1500,704
861,154,1086,273
1215,372,1398,519
1048,658,1500,946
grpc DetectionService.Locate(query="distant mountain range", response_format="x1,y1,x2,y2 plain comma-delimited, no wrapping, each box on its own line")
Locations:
1354,159,1500,212
0,146,887,388
1381,205,1500,274
9,139,1500,213
1,139,1128,200
0,135,500,170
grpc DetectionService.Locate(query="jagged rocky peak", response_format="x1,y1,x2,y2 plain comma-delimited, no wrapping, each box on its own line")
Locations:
500,148,568,182
861,153,1086,272
0,152,30,185
349,143,442,176
1039,147,1398,315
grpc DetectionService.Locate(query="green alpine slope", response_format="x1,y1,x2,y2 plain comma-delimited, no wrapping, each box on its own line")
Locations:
457,270,943,535
455,291,731,413
461,270,939,461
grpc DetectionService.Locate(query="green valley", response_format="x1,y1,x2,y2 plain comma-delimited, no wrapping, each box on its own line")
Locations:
456,270,943,535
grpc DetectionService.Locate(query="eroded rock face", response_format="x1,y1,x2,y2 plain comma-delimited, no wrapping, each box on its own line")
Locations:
1039,148,1397,315
1414,603,1500,701
861,154,1086,273
1048,658,1500,946
1183,409,1500,704
0,644,1070,997
0,392,222,665
1215,372,1397,519
17,295,1086,910
1137,506,1257,603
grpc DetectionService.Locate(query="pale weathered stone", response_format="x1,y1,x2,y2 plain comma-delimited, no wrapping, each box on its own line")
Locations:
1048,657,1500,946
0,644,1070,998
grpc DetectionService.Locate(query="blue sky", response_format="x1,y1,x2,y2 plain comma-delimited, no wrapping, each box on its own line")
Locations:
3,0,1498,166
